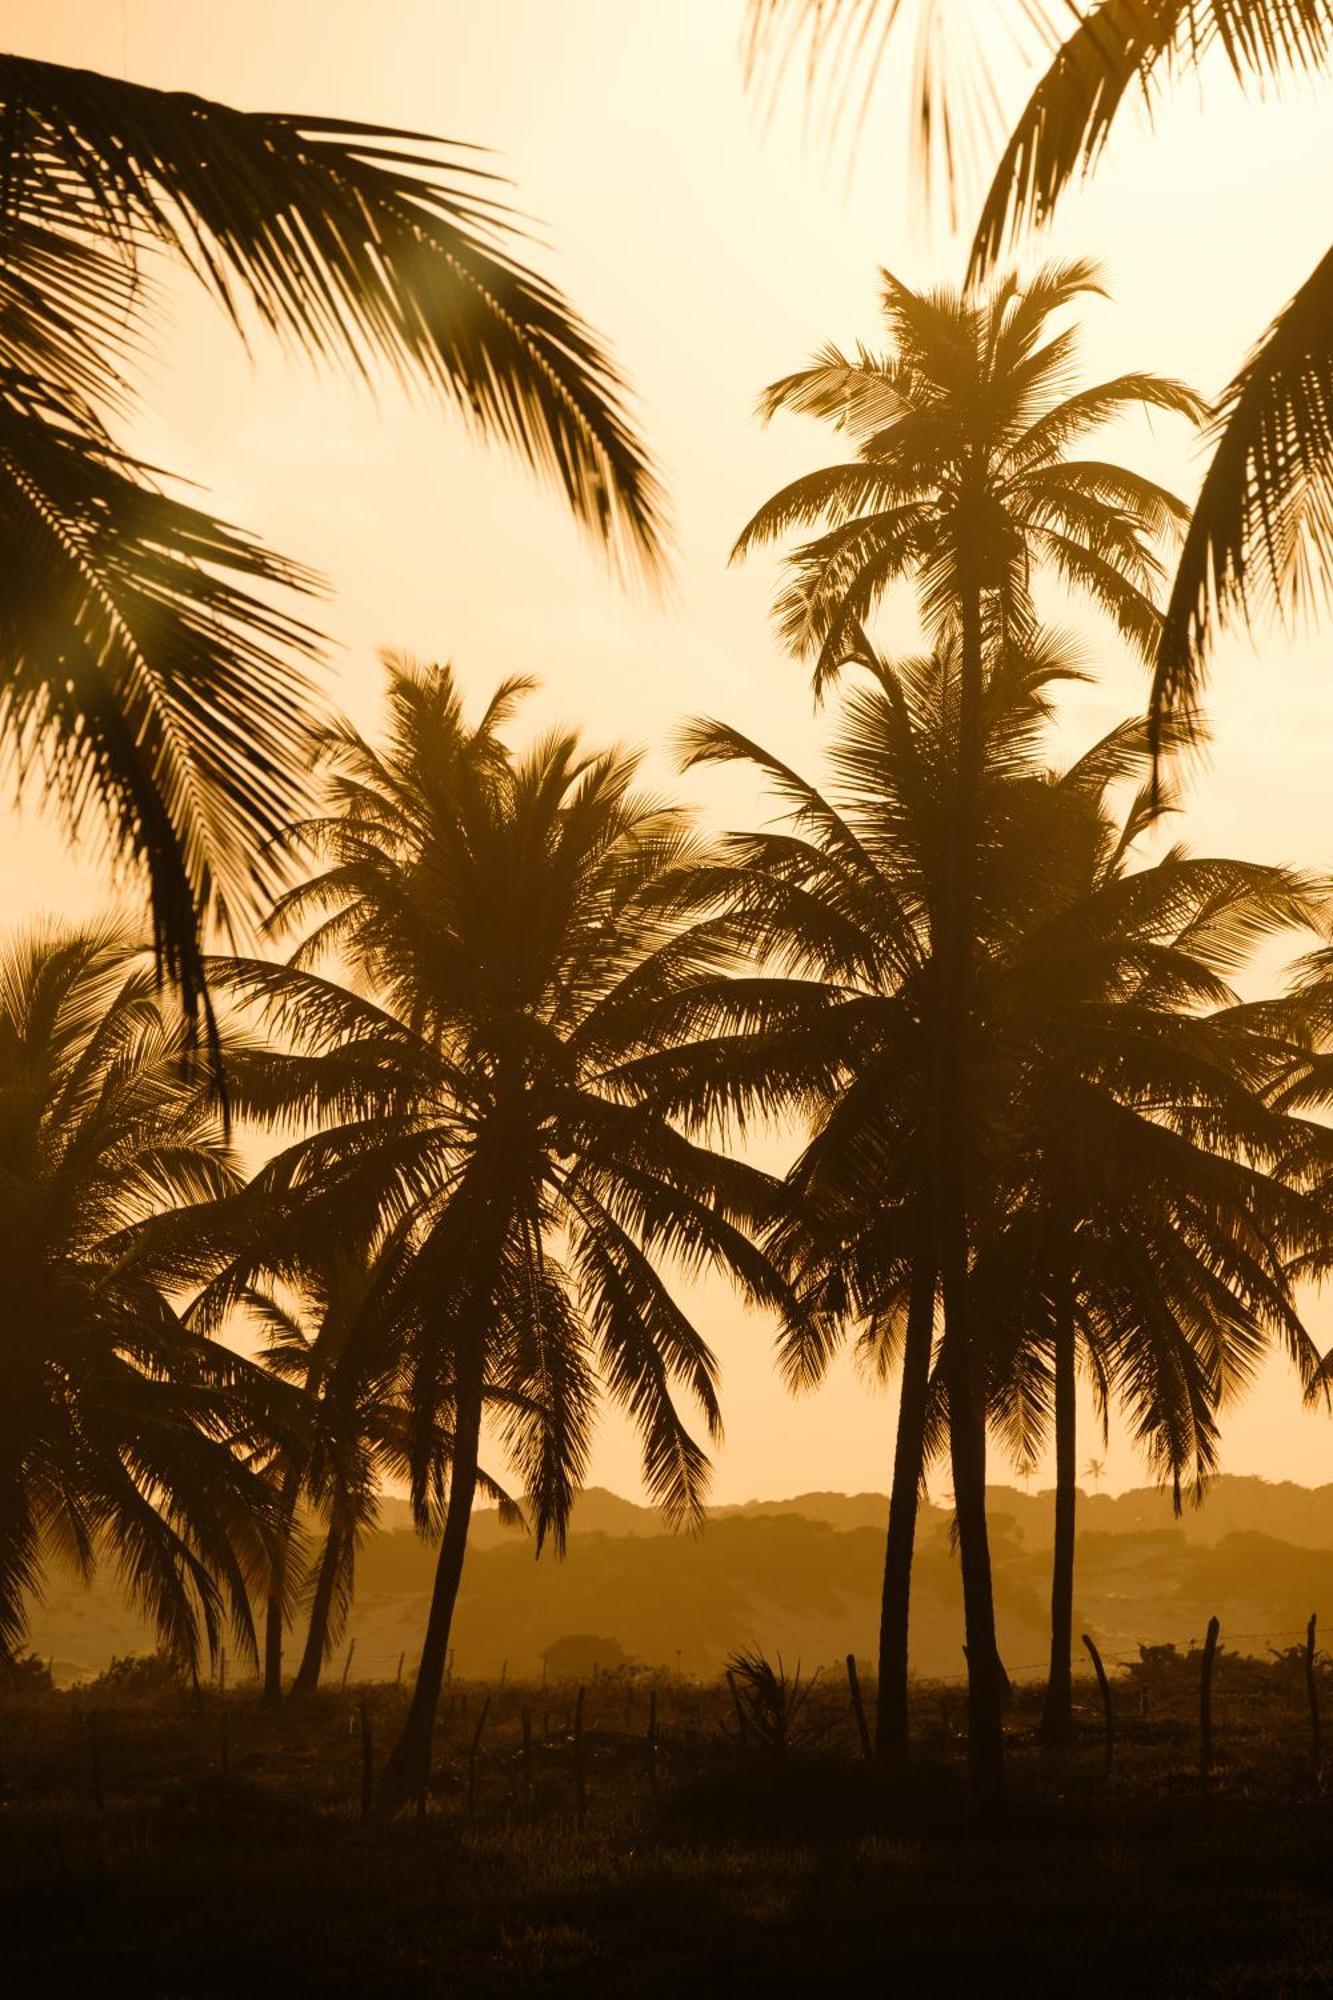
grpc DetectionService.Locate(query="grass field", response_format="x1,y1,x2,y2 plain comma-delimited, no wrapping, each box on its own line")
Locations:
4,1656,1333,1996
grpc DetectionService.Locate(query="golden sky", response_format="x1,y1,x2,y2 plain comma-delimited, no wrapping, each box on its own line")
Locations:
9,1,1333,1501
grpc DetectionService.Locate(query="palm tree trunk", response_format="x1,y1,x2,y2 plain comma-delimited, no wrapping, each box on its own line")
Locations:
875,1242,936,1767
262,1462,302,1709
935,529,1005,1813
377,1366,483,1816
290,1520,344,1697
1040,1273,1077,1746
943,1262,1006,1814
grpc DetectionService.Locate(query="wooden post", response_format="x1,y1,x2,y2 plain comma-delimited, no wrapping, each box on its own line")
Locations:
499,1659,507,1690
219,1709,230,1782
218,1647,227,1694
1307,1612,1321,1778
647,1686,658,1794
726,1669,749,1748
467,1694,490,1820
521,1705,533,1806
395,1652,405,1687
340,1639,356,1690
89,1711,104,1813
845,1653,873,1764
360,1694,374,1824
1082,1634,1114,1780
573,1684,587,1824
446,1648,454,1688
1200,1615,1221,1776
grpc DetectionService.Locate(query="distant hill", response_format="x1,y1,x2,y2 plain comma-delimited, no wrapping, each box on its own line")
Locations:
24,1476,1333,1686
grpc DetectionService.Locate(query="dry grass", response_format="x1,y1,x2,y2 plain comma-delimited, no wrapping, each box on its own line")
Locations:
3,1660,1332,1995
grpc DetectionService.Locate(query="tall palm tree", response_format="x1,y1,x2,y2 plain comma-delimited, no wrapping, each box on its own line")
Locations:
0,920,287,1666
972,737,1327,1743
733,259,1200,1804
628,629,1091,1773
208,656,790,1811
747,0,1333,755
0,52,667,1033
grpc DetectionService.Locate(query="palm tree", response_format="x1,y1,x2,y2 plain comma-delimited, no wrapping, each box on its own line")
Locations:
208,656,790,1811
733,260,1200,1804
972,733,1327,1743
193,1232,520,1705
1084,1459,1105,1496
0,919,288,1667
630,628,1096,1774
0,52,667,1034
747,0,1333,757
192,1244,394,1707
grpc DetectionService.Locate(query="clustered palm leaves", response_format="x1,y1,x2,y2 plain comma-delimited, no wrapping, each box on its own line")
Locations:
0,50,666,1036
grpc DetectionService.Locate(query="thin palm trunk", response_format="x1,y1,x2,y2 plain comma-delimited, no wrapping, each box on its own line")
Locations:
1040,1270,1077,1746
875,1240,936,1766
937,538,1006,1813
262,1462,302,1709
291,1518,345,1697
378,1363,483,1816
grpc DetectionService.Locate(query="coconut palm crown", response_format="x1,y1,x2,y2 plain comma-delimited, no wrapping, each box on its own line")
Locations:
206,654,793,1807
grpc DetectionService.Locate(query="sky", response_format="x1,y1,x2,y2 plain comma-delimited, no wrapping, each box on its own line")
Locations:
10,1,1333,1502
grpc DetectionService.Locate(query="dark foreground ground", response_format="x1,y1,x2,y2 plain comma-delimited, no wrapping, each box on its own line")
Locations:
4,1661,1333,1996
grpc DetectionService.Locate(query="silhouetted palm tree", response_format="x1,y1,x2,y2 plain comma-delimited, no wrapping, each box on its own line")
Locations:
971,734,1327,1743
209,657,789,1811
635,628,1095,1772
0,920,286,1666
733,259,1200,1804
193,1231,520,1704
0,52,666,1033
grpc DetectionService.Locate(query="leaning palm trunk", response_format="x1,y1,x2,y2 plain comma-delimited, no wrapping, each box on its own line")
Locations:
377,1364,483,1816
875,1241,936,1766
1040,1273,1078,1746
291,1519,346,1697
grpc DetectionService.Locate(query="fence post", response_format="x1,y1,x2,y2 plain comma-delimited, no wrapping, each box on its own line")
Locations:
467,1695,490,1820
219,1708,230,1782
647,1685,658,1795
218,1647,227,1694
845,1653,873,1764
573,1684,587,1824
1081,1634,1114,1781
1200,1614,1221,1776
1307,1612,1321,1779
360,1694,374,1824
395,1652,405,1688
340,1639,356,1691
